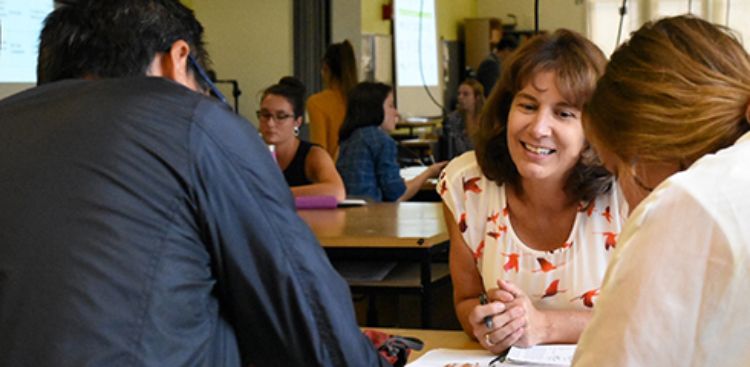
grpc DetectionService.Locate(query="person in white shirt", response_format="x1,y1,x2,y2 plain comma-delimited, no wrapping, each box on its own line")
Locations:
439,29,627,355
573,15,750,367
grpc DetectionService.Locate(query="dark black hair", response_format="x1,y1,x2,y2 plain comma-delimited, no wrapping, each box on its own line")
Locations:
322,40,358,98
494,35,519,52
38,0,209,85
261,76,307,118
338,82,392,142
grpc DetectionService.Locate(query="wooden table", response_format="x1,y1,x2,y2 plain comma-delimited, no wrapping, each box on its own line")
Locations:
398,138,438,165
396,117,440,138
399,138,437,149
299,203,450,328
372,328,481,362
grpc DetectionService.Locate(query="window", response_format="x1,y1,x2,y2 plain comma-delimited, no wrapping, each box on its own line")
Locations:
586,0,640,56
727,1,750,48
587,0,750,56
655,0,702,17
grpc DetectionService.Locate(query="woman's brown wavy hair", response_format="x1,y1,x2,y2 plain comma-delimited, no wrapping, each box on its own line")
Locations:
585,16,750,169
474,29,610,204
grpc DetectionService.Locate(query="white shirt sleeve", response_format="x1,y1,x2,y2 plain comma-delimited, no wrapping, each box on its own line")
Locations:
573,183,732,366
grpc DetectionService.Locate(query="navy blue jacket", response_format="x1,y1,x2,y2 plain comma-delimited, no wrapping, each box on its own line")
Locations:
0,77,385,367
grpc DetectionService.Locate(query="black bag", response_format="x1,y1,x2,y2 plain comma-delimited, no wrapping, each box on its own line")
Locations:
363,329,424,367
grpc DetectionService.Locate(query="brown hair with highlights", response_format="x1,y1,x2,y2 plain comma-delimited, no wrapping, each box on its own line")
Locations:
585,15,750,169
474,29,610,204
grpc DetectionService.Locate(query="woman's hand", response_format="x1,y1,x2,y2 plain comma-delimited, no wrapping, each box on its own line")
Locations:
428,161,448,177
400,161,448,201
496,279,550,348
467,290,525,354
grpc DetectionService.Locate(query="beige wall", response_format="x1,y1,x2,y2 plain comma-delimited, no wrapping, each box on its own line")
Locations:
436,0,477,41
333,0,362,73
186,0,509,122
477,0,586,34
361,0,391,35
191,0,293,123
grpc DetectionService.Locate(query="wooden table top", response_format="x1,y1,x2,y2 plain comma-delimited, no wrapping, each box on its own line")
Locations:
298,202,448,248
399,138,437,148
396,118,440,129
371,328,481,362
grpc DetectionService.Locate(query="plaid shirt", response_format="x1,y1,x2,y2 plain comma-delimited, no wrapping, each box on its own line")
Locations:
336,126,406,202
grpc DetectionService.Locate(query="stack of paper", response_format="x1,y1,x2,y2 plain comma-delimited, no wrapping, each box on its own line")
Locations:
400,166,428,180
406,345,576,367
504,344,576,366
405,348,496,367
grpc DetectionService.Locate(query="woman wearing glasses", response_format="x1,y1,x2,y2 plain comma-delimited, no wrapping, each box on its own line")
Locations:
258,77,346,200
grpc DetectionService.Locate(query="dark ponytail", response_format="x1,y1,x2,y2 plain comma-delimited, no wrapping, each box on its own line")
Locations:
262,76,307,118
323,40,358,99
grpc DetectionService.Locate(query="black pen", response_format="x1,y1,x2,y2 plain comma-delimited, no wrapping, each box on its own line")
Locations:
479,292,494,329
488,353,506,367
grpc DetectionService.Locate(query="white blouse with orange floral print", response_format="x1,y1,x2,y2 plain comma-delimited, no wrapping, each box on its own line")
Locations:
438,152,627,311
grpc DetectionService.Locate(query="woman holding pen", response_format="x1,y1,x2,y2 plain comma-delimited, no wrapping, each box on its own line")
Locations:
438,29,626,354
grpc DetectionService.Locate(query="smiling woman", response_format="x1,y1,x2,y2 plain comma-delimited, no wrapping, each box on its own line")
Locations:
438,29,626,356
505,71,585,185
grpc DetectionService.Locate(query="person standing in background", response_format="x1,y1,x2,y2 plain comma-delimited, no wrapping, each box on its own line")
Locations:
476,35,519,97
439,79,485,160
307,40,358,159
259,76,346,200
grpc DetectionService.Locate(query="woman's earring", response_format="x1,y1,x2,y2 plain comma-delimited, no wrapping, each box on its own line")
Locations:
293,126,300,136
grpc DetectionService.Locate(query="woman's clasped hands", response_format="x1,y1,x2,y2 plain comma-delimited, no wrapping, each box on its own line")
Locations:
470,279,549,354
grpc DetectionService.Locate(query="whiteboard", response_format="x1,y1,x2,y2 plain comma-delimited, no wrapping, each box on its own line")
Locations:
393,0,442,118
0,0,54,98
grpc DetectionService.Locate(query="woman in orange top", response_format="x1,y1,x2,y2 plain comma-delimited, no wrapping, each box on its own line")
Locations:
307,40,358,158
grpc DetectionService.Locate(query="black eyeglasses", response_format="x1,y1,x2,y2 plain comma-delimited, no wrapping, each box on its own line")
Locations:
188,54,229,107
256,110,295,123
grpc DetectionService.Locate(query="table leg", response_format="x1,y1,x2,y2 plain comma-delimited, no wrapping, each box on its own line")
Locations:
420,253,432,328
366,294,379,326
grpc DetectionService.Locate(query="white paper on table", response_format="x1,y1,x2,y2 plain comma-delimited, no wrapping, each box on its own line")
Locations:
405,345,576,367
405,348,496,367
400,166,428,180
337,198,367,207
504,344,576,366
